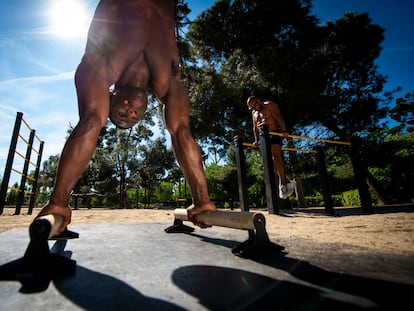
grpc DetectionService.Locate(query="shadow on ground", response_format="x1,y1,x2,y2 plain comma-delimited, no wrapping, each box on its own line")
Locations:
54,266,185,311
173,233,413,310
0,240,184,311
278,204,414,217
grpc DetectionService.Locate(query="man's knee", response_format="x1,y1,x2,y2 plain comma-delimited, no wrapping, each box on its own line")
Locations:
169,123,193,142
76,114,106,136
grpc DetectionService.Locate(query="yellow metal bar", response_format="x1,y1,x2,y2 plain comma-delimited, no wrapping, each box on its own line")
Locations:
26,175,36,181
15,150,27,160
282,147,318,154
11,167,23,175
21,118,33,131
18,133,29,145
242,142,317,153
8,186,34,195
242,142,258,148
269,131,351,146
34,134,42,143
8,187,22,193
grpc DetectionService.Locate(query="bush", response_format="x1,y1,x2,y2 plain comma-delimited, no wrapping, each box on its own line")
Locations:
304,195,324,207
341,189,360,206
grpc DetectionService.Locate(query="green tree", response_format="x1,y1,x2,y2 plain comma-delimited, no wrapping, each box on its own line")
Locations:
153,181,175,203
389,91,414,133
313,12,387,140
38,155,60,193
205,162,238,205
185,0,387,147
183,0,392,208
175,0,192,62
132,136,178,206
184,0,318,154
5,182,19,206
364,130,414,203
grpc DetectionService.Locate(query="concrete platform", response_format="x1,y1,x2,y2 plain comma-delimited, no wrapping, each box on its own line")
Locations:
1,222,413,310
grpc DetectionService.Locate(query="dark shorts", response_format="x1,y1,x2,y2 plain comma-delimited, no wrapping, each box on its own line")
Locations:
269,135,282,146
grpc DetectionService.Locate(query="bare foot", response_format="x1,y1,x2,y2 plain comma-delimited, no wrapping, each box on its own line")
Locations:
35,204,72,235
187,201,216,228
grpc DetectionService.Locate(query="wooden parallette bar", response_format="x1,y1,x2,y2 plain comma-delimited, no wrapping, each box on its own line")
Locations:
166,209,284,258
0,214,79,291
30,214,64,240
174,209,258,230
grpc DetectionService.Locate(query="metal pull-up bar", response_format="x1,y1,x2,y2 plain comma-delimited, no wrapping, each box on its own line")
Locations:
269,131,351,146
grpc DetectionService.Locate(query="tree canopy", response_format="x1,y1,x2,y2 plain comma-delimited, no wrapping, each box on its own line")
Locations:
184,0,388,154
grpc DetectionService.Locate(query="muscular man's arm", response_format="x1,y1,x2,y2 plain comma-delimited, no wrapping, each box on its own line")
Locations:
163,78,215,214
252,112,260,144
37,61,110,233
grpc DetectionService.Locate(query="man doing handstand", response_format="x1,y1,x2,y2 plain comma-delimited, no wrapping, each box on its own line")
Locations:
35,0,216,233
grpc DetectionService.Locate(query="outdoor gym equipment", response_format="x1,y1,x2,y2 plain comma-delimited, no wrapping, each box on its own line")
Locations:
165,208,284,258
0,214,78,292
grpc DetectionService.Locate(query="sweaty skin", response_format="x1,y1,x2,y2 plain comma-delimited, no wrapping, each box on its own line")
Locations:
247,96,289,182
36,0,215,234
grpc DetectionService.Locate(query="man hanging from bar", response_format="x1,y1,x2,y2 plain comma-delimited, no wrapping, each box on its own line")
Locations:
246,96,295,199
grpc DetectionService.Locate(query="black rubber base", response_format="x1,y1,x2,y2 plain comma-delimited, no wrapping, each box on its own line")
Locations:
0,223,79,293
164,219,195,233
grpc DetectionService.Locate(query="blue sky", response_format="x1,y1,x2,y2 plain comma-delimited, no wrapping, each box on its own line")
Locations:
1,0,413,186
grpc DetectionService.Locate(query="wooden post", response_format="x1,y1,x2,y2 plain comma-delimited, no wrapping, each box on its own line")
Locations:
0,112,23,215
348,136,373,213
315,146,335,215
258,125,279,214
233,135,249,212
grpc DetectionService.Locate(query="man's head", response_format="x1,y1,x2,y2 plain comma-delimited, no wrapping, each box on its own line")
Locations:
247,96,260,111
110,86,148,129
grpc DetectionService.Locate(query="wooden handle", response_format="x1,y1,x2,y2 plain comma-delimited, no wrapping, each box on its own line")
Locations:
30,214,63,240
174,209,258,230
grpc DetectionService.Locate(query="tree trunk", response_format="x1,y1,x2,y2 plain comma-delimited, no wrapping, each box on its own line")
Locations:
294,177,308,208
364,168,391,205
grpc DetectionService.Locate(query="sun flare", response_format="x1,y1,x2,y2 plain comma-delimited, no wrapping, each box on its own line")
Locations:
49,0,89,39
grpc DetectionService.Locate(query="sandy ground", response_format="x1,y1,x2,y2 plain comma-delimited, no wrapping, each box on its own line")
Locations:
1,205,413,256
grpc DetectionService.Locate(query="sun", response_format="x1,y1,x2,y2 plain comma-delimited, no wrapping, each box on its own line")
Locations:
49,0,89,39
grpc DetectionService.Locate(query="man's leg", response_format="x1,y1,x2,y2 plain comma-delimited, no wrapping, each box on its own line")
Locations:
271,144,286,181
271,144,295,199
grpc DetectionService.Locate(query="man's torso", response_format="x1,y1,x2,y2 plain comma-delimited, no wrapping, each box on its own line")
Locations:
82,0,179,95
253,101,281,132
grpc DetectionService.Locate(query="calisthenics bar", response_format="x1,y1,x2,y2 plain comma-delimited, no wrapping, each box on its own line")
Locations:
242,142,318,153
269,131,351,146
165,208,284,258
